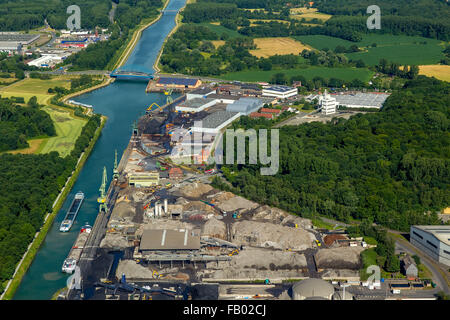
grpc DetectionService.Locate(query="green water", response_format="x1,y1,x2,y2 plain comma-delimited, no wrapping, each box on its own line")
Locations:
13,0,186,300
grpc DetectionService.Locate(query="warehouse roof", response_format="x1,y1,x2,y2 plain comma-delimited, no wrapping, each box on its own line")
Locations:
140,229,200,250
263,85,296,92
292,279,334,300
412,225,450,246
333,92,390,108
177,98,216,109
0,33,40,43
157,77,199,86
197,111,239,129
189,87,216,95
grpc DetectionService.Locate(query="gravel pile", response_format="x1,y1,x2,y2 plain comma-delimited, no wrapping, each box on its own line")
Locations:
178,182,213,198
217,196,258,212
100,233,130,249
314,247,364,270
230,247,307,270
202,217,227,239
231,220,315,250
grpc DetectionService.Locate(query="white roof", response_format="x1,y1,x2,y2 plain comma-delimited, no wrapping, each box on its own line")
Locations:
412,225,450,246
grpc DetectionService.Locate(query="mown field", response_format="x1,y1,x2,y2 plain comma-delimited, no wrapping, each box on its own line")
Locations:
220,66,374,82
249,37,312,58
290,7,332,22
294,34,446,66
0,77,87,156
419,65,450,82
197,22,241,38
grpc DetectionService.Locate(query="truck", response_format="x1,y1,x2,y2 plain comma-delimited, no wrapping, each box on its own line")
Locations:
392,289,401,294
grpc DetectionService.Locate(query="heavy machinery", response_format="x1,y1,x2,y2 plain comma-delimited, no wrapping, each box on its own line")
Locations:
97,166,108,212
228,249,239,256
164,88,173,105
146,102,163,114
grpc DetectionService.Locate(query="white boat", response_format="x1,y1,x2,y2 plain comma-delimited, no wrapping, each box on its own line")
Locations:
62,258,76,274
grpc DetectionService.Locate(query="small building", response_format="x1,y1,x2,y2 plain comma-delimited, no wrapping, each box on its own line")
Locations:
156,77,202,89
262,85,298,99
401,255,418,278
260,108,281,116
410,225,450,266
250,112,274,119
168,167,183,180
27,54,64,68
139,229,201,253
292,81,302,88
128,172,159,187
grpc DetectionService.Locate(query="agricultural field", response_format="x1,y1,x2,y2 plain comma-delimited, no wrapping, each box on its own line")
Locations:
197,23,241,38
249,19,290,27
220,66,374,83
0,76,87,157
290,7,332,22
418,65,450,82
249,37,312,58
211,40,225,48
295,34,447,66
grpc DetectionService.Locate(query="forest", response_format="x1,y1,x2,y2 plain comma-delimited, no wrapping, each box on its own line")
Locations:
0,110,101,294
213,77,450,232
0,97,55,152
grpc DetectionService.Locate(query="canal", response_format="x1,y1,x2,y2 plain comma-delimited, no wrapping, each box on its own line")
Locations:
13,0,187,300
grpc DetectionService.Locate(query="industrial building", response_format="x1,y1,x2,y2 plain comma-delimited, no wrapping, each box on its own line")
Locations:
128,173,160,187
139,229,201,252
156,77,202,89
319,90,337,115
250,112,274,119
226,97,265,116
260,108,281,116
27,54,65,68
191,111,240,134
262,85,298,99
410,225,450,266
175,98,217,113
291,279,335,300
0,33,40,53
186,87,216,100
333,92,390,109
207,94,241,104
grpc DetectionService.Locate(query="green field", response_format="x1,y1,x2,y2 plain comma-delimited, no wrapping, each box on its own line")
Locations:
0,77,86,157
38,106,87,157
197,23,242,38
294,34,446,66
220,66,374,82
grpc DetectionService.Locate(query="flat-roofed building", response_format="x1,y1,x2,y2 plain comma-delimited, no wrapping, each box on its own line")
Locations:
139,229,200,253
207,94,241,104
319,90,337,115
186,87,216,100
250,112,274,119
156,77,202,89
410,225,450,266
260,108,281,115
191,111,240,134
175,97,217,113
333,92,390,109
128,172,160,187
262,85,298,99
226,97,265,115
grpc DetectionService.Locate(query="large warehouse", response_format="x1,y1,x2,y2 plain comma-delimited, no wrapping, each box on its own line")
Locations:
175,97,217,113
333,92,390,109
262,85,298,99
156,77,202,89
226,97,265,115
0,32,40,53
191,111,240,134
410,225,450,266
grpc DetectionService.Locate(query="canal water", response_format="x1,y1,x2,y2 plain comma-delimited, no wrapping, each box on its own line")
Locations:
13,0,186,300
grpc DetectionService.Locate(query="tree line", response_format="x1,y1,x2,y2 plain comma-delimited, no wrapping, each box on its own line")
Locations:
213,77,449,232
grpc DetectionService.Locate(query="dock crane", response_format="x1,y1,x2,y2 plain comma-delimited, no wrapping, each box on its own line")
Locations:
113,149,119,180
97,166,108,213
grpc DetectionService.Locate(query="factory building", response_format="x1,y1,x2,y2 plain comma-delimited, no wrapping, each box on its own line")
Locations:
27,54,64,68
333,92,390,109
156,77,202,89
128,173,160,187
191,111,240,134
175,97,217,113
139,229,201,253
0,33,40,53
186,87,216,100
410,225,450,266
262,85,298,99
226,97,265,116
207,94,241,104
250,112,274,119
319,90,337,115
260,108,281,116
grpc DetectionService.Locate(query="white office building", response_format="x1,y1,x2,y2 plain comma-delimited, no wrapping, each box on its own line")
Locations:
262,85,298,99
410,225,450,267
319,90,337,115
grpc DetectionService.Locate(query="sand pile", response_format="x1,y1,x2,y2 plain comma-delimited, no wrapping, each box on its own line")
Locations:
217,196,258,212
314,247,364,270
231,220,315,250
178,182,213,198
100,234,130,249
230,247,307,270
183,200,215,213
202,217,227,239
116,259,154,279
